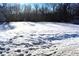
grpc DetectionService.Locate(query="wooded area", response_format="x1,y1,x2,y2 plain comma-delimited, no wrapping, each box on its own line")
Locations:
0,3,79,23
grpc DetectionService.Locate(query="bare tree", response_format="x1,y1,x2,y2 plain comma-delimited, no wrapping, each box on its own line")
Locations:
24,4,32,21
34,4,39,15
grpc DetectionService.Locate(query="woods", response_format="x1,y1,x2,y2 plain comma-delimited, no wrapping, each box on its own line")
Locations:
0,3,79,23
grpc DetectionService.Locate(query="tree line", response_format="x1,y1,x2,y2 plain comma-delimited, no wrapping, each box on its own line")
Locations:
0,3,79,23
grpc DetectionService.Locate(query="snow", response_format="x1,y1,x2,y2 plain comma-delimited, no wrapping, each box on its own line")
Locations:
0,22,79,56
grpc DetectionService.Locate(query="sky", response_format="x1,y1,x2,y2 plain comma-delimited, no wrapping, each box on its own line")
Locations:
0,0,79,3
0,0,55,3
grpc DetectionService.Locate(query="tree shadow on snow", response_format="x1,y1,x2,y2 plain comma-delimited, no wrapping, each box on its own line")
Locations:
0,22,15,31
46,34,79,41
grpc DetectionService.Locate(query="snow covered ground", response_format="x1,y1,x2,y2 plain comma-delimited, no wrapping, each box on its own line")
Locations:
0,22,79,56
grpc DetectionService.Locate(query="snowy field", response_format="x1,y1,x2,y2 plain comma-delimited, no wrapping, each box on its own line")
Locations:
0,22,79,56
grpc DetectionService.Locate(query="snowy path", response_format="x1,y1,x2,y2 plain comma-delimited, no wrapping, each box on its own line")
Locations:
0,22,79,56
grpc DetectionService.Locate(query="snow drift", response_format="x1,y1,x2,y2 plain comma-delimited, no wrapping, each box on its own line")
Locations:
0,22,79,56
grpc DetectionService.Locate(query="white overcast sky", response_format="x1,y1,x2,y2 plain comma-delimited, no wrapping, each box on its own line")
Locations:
0,0,79,3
